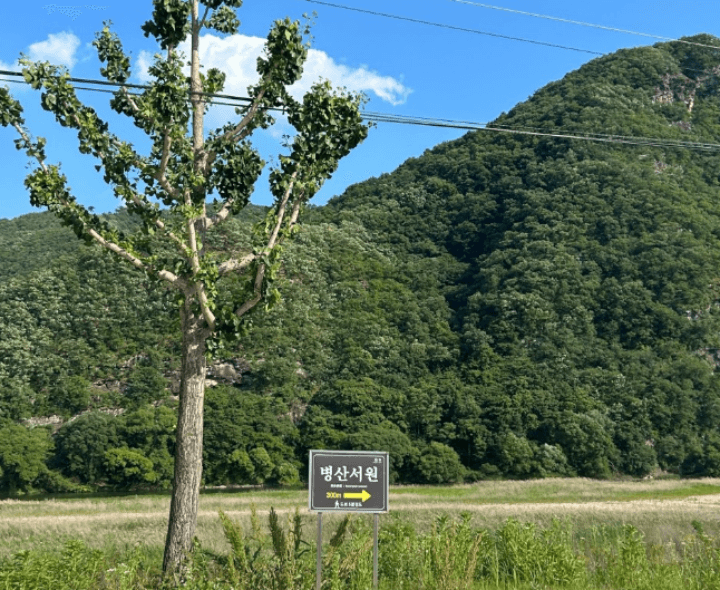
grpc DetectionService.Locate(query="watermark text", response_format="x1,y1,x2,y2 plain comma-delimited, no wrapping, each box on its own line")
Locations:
43,5,108,20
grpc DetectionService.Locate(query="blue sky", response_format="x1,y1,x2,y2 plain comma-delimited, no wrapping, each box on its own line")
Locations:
0,0,718,220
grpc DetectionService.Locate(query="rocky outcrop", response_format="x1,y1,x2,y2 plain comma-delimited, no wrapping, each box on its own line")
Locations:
205,358,251,386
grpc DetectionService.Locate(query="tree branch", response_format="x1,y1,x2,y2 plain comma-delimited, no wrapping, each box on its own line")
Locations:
60,107,184,248
198,4,210,29
235,264,265,319
267,171,297,250
110,83,180,202
157,131,173,180
111,84,181,203
217,252,256,276
38,77,182,209
205,200,233,230
12,120,185,290
287,196,303,229
230,172,298,319
127,193,188,251
221,89,267,145
195,282,216,331
119,86,149,121
154,130,180,200
202,88,267,179
86,226,183,288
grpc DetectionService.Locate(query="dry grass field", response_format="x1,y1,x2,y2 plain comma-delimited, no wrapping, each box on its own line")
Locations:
2,477,720,558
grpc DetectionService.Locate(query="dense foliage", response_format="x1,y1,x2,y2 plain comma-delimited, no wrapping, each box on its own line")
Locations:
4,35,720,491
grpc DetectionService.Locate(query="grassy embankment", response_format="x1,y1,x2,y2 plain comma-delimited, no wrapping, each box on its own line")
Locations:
2,477,720,588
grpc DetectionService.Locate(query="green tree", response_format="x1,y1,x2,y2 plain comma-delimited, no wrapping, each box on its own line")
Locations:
49,375,91,416
0,424,53,493
0,378,34,422
104,447,159,486
53,412,120,484
203,385,297,485
272,461,300,485
118,406,176,485
496,432,539,479
0,0,370,572
552,412,618,478
680,434,720,477
345,422,418,483
125,365,168,407
417,441,464,484
228,448,255,482
248,447,275,484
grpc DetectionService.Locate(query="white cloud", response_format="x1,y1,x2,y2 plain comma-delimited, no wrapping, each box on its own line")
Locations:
135,51,154,83
294,49,412,106
0,33,80,93
0,59,20,73
0,59,23,94
27,32,81,70
135,33,411,106
0,59,22,91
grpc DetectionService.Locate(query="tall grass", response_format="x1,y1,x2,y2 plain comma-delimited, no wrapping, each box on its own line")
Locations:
4,478,720,558
5,510,720,589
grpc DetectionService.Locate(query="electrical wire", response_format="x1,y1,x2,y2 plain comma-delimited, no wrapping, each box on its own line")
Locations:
0,70,256,104
299,0,602,55
3,69,720,152
364,111,720,150
300,0,720,77
448,0,720,51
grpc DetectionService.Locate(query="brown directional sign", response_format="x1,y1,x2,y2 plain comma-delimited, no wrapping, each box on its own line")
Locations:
309,450,389,513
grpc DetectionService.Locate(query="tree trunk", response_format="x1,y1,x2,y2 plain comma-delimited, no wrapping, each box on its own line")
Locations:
163,300,208,573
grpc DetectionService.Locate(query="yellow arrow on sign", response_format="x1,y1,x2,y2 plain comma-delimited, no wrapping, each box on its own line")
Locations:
344,490,371,502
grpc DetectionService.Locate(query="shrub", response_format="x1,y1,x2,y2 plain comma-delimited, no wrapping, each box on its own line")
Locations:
249,447,275,484
104,447,158,487
418,442,465,484
497,433,539,478
680,434,720,477
272,462,300,486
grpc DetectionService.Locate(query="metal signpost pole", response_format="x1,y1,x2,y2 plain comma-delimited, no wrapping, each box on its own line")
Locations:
373,512,379,589
316,512,323,590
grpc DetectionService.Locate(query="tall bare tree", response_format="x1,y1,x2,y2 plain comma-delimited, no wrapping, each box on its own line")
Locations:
0,0,370,573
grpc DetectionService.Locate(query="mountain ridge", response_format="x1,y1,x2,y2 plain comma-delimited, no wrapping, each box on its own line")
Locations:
3,35,720,492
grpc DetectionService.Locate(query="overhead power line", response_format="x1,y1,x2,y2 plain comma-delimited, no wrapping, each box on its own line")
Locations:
3,69,720,152
390,120,720,150
302,0,719,76
300,0,601,55
448,0,720,51
365,111,720,151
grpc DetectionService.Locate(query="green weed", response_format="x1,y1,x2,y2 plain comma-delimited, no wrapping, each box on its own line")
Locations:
6,513,720,589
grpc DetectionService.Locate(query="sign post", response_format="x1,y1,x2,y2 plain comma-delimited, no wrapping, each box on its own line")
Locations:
373,512,379,588
316,511,322,590
309,450,389,589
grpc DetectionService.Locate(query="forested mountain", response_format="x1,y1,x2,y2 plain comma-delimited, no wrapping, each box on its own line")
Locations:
4,35,720,493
